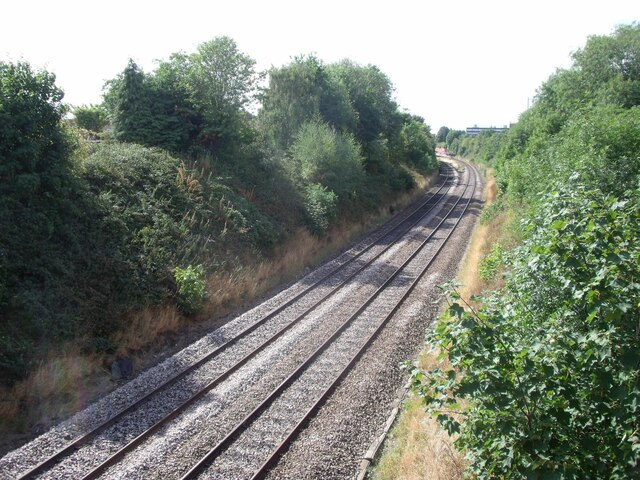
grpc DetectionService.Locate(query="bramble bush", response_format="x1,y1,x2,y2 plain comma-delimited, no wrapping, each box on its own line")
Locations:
412,184,640,478
303,183,338,234
174,264,206,315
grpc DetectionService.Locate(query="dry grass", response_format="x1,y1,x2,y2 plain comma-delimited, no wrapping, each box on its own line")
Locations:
0,348,110,437
373,350,466,480
457,167,512,300
373,396,466,480
115,305,185,353
0,170,437,454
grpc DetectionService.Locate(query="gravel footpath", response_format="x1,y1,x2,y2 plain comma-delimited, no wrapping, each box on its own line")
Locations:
0,161,479,480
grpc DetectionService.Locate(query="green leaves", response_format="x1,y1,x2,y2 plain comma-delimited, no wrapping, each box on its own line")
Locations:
414,186,640,478
174,264,206,315
303,183,338,235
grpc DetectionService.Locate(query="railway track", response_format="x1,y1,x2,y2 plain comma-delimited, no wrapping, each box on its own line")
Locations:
1,159,480,480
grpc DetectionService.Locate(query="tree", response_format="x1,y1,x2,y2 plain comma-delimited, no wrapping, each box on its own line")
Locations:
400,115,437,170
445,129,464,148
572,23,640,107
259,55,357,151
288,120,364,200
104,38,260,155
73,104,108,132
108,59,155,145
186,37,260,151
328,60,400,145
0,61,71,201
436,125,450,143
0,61,80,382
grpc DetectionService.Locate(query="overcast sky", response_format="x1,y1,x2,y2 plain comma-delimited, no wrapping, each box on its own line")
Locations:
2,0,637,130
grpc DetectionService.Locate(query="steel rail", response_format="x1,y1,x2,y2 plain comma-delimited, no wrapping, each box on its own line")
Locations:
16,164,455,480
77,165,458,479
180,163,476,479
250,159,479,480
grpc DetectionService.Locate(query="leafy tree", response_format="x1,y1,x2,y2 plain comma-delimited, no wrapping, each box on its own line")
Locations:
399,115,437,170
108,59,155,144
287,120,364,200
105,38,259,155
572,23,640,108
259,55,356,151
185,37,260,152
445,129,464,148
328,60,400,146
0,61,83,382
73,104,108,132
436,125,450,143
0,62,70,190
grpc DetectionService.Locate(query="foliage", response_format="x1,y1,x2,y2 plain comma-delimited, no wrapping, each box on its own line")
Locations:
478,242,503,281
73,104,108,132
303,183,338,234
0,61,71,194
327,60,400,148
411,25,640,478
0,61,82,383
445,129,464,148
174,264,206,315
288,120,364,199
492,23,640,207
284,121,364,232
104,37,259,156
436,126,450,143
259,55,356,151
399,115,438,171
183,37,260,152
413,185,640,478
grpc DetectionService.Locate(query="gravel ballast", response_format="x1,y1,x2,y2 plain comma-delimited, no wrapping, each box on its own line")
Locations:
0,160,482,480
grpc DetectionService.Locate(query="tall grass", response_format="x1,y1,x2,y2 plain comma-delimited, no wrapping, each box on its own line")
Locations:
373,351,466,480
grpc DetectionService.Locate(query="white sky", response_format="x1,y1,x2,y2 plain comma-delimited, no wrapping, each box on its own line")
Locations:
1,0,637,130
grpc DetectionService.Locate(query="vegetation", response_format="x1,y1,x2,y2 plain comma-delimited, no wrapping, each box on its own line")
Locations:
0,37,439,399
73,104,108,133
411,23,640,478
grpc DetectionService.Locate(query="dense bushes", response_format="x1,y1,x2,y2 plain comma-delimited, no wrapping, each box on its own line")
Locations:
1,39,439,387
0,61,88,383
416,23,640,477
0,139,281,384
414,186,640,477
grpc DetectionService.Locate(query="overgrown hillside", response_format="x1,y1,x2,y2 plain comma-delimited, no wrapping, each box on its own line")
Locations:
0,37,438,400
411,23,640,478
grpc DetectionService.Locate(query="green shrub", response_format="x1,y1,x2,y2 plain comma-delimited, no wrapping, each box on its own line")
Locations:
388,167,416,192
478,243,503,281
174,264,206,315
288,120,364,200
479,197,504,224
304,183,338,234
413,185,640,478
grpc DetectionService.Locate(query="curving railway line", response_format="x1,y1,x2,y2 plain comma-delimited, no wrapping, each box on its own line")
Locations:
0,158,482,480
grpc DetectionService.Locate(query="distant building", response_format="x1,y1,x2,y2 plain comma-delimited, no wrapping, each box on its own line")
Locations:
466,125,509,136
